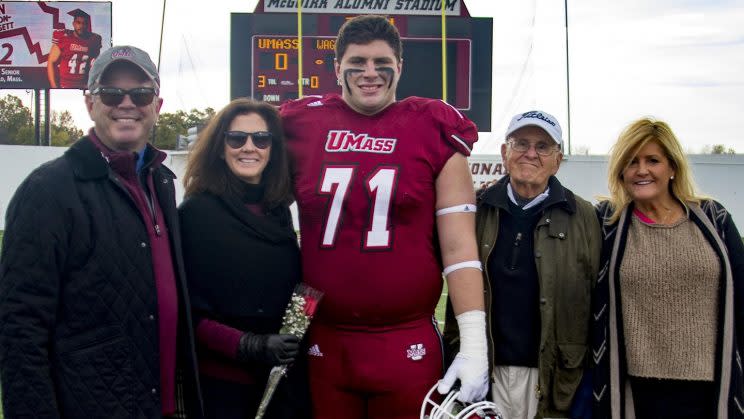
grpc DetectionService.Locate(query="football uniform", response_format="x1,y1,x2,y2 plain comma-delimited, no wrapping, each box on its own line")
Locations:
280,94,478,418
51,29,102,88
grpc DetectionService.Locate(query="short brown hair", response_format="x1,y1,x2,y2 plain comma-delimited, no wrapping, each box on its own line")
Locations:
183,98,292,209
335,15,403,62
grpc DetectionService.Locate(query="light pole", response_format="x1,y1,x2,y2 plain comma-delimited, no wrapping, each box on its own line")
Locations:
564,0,572,155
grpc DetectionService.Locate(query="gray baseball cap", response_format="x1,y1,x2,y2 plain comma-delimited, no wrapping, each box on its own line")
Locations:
88,45,160,90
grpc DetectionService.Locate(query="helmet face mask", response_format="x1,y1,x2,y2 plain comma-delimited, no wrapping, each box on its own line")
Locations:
420,383,504,419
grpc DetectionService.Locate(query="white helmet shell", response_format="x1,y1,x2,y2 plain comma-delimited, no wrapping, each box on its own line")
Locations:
420,383,505,419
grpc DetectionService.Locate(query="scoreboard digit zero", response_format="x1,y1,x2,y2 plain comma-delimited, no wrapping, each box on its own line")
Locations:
231,13,492,130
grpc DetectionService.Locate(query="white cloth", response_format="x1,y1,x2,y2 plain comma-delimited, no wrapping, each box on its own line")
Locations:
437,310,489,402
491,366,539,419
507,183,550,210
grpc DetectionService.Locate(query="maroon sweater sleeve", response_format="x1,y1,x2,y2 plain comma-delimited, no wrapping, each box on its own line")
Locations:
196,318,244,359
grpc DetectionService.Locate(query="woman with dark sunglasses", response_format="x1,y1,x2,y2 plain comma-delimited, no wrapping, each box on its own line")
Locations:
179,98,310,419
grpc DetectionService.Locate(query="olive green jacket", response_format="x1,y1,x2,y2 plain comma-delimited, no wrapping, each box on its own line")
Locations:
443,176,601,418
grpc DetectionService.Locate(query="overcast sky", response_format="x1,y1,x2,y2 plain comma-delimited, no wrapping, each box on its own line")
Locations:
2,0,743,155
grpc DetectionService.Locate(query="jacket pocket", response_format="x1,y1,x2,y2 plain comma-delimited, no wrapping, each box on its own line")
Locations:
552,343,586,411
53,327,133,418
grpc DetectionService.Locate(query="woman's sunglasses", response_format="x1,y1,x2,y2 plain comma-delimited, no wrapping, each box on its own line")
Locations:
224,131,273,150
91,87,158,107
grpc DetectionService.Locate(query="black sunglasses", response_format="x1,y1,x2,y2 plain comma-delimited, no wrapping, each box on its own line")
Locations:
224,130,273,150
91,87,158,107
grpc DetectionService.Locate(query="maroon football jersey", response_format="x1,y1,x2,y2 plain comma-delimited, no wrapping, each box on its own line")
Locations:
52,29,102,88
281,94,478,326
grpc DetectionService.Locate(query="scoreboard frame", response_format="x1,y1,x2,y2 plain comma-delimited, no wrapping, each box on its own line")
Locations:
231,12,493,130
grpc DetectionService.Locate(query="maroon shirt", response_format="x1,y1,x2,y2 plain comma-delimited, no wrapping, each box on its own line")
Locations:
280,94,477,326
89,131,179,415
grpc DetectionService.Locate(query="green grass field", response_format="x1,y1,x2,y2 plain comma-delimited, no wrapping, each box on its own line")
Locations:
435,281,448,325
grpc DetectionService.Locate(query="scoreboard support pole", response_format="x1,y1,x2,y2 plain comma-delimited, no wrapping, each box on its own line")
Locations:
441,1,447,103
297,1,303,98
34,89,41,146
44,89,50,146
32,89,51,146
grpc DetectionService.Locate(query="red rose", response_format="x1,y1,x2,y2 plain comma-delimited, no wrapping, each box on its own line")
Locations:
303,296,319,317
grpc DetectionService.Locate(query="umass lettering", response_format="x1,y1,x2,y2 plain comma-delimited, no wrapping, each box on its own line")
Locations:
325,130,397,154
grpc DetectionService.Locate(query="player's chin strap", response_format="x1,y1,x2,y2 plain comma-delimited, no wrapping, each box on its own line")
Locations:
435,204,477,217
443,261,482,277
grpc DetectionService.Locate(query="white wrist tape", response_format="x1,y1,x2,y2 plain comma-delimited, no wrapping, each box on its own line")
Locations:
443,260,482,277
435,204,477,216
455,310,488,359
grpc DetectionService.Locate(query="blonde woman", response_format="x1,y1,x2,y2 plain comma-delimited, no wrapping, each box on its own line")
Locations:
591,118,744,418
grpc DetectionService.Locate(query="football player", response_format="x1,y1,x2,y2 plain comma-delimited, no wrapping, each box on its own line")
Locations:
280,15,489,419
47,9,102,89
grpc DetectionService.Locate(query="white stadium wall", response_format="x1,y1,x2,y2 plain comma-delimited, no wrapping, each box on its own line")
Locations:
469,154,744,228
1,145,743,230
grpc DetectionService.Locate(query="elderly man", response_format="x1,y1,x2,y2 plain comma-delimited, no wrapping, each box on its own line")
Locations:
444,110,601,419
0,46,203,419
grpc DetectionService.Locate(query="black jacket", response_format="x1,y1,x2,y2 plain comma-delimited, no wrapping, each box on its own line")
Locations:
179,189,309,419
179,190,300,331
0,137,204,419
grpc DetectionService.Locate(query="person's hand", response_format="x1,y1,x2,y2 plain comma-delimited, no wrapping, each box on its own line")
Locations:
437,352,489,402
437,310,489,402
237,333,300,365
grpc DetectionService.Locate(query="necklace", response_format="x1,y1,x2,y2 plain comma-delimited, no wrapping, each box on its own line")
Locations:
636,202,685,225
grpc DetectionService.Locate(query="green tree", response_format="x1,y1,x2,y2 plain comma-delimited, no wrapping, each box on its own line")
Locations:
51,110,84,146
153,107,214,150
0,95,34,145
711,144,736,155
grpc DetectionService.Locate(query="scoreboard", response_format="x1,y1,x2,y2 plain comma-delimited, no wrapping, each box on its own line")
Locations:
231,13,493,130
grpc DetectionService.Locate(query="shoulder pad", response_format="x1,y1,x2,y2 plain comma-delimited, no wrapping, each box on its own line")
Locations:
52,29,65,42
279,94,334,114
420,98,478,156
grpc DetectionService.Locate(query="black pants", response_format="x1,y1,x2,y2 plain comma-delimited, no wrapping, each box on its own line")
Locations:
630,376,716,419
201,374,311,419
201,375,265,419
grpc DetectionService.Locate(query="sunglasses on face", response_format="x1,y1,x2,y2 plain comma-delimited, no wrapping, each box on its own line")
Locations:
91,87,158,107
224,130,273,150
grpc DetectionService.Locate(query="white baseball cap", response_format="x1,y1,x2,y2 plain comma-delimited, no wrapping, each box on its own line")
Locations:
505,110,563,148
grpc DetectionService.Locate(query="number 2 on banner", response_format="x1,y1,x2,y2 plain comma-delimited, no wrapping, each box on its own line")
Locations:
319,166,398,249
0,43,12,65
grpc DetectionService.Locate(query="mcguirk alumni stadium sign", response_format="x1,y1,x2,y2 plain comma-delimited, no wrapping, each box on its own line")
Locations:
263,0,463,16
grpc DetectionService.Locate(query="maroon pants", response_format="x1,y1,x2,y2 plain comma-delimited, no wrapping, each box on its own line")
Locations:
307,317,443,419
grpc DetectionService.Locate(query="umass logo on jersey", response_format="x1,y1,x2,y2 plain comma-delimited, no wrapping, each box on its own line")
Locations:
325,130,397,154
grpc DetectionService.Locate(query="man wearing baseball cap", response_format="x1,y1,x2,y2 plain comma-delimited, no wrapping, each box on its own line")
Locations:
444,110,601,419
0,45,204,419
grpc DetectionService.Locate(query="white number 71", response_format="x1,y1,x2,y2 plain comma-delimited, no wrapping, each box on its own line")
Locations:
318,165,398,249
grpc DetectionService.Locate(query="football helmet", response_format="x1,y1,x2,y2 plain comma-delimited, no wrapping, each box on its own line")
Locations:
420,383,504,419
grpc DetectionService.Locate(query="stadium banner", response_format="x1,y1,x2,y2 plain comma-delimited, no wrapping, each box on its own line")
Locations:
0,1,112,90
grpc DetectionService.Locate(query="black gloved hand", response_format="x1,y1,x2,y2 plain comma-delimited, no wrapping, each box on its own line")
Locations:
237,332,300,365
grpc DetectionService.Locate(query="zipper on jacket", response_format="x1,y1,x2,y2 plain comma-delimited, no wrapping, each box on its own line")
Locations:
509,232,522,270
143,168,162,237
